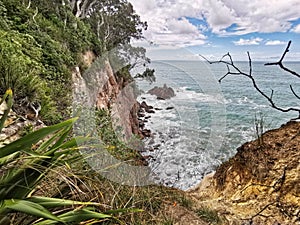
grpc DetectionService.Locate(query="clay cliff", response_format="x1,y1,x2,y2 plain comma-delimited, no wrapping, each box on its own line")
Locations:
189,120,300,225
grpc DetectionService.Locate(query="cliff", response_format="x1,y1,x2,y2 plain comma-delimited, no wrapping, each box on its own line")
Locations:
189,121,300,225
72,51,143,142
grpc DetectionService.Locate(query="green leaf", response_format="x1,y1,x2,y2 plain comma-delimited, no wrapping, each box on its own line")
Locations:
2,199,62,222
0,118,77,158
28,196,99,208
35,208,112,225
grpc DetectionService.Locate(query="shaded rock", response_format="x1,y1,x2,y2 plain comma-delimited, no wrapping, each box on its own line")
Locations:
166,106,174,110
141,129,151,138
148,84,175,100
140,101,155,113
146,109,155,114
140,101,153,110
153,144,161,150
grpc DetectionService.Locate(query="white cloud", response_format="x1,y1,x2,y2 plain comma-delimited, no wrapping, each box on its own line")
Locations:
129,0,206,47
265,40,287,46
233,38,263,46
128,0,300,47
212,0,300,34
292,24,300,33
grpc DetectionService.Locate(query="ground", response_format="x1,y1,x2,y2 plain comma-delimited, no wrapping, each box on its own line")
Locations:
189,120,300,225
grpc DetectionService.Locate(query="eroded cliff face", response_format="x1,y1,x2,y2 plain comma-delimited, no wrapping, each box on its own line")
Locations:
189,121,300,225
72,51,142,142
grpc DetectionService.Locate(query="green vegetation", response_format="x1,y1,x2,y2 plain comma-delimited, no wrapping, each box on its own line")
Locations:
0,91,196,224
0,0,152,124
0,90,127,224
95,109,143,163
196,207,222,225
0,1,199,224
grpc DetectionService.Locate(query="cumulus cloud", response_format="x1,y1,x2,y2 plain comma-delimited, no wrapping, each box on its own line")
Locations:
233,38,263,46
212,0,300,34
265,40,287,46
129,0,206,47
129,0,300,47
292,24,300,33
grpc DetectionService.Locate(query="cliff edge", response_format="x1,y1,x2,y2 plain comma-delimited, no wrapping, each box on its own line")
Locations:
189,121,300,225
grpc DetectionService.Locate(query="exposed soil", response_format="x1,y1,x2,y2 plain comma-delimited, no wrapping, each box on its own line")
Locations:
189,120,300,225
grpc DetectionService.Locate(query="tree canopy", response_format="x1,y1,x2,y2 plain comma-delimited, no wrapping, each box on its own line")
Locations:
0,0,151,124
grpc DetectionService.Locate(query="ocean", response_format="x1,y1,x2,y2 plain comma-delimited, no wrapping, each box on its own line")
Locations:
135,60,300,190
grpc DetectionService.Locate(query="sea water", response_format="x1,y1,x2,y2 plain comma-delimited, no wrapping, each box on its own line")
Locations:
135,60,300,190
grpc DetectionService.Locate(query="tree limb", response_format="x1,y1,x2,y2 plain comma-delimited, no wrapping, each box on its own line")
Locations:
265,41,300,79
200,41,300,117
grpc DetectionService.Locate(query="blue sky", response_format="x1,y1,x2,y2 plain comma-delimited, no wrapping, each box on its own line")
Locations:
128,0,300,61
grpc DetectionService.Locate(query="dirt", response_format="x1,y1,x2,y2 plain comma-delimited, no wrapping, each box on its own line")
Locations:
188,120,300,225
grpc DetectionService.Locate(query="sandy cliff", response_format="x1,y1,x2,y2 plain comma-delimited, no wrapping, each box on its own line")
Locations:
189,121,300,225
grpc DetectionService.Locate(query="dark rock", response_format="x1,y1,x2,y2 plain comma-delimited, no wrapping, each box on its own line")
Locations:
140,101,155,113
145,116,151,119
146,109,155,114
149,147,155,152
140,101,153,109
139,121,145,128
148,84,175,100
157,96,166,100
142,129,151,137
138,112,145,117
166,106,174,110
153,144,161,149
154,108,163,110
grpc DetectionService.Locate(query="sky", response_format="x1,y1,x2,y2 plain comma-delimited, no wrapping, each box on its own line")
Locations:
128,0,300,61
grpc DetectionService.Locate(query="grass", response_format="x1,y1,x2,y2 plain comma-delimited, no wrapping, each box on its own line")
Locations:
196,207,222,225
1,95,198,224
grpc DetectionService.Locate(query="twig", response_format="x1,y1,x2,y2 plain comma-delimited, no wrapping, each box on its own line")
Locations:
265,41,300,78
290,85,300,100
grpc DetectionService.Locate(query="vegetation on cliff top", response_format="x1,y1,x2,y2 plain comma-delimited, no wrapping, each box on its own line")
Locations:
0,0,153,124
0,1,205,224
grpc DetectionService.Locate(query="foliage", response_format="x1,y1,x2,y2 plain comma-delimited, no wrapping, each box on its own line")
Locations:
135,68,156,84
0,91,138,224
0,0,153,124
196,207,222,224
95,109,142,163
0,0,101,124
82,0,147,51
0,89,13,133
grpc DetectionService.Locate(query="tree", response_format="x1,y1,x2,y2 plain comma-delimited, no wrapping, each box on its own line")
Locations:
201,41,300,119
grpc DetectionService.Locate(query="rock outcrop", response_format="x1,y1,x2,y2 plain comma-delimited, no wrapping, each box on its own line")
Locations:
72,52,143,142
189,121,300,225
148,84,175,100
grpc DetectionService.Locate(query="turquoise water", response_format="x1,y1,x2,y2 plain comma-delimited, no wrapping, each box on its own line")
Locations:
135,60,300,190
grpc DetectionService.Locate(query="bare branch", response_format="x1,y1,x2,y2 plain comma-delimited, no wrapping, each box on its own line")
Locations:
247,52,252,76
201,42,300,116
290,85,300,100
265,41,300,79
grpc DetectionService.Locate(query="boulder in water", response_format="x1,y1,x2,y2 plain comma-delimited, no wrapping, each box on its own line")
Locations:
148,84,175,100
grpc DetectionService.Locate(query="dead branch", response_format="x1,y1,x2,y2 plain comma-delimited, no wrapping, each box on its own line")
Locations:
265,41,300,79
290,85,300,100
200,41,300,118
